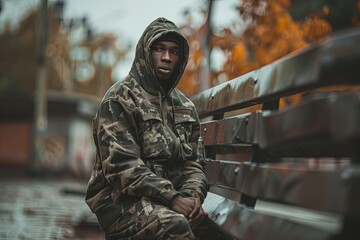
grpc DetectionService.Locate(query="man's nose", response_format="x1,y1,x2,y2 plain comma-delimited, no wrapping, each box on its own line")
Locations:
161,50,171,62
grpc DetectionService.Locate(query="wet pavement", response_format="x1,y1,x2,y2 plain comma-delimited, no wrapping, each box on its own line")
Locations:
0,175,104,240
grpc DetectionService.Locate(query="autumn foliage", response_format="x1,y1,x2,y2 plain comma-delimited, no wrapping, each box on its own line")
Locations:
178,0,344,97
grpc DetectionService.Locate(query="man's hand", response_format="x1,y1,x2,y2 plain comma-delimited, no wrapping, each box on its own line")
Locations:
170,195,195,218
188,197,208,229
170,196,208,229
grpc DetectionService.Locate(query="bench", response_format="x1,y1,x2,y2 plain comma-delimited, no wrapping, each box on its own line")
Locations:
192,27,360,240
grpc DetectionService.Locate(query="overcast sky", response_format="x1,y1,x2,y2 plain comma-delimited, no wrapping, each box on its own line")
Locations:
0,0,241,80
63,0,240,45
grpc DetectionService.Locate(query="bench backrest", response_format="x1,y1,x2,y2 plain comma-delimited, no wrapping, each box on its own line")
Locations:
192,28,360,240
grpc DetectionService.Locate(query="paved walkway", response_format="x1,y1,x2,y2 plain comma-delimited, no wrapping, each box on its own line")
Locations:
0,176,104,240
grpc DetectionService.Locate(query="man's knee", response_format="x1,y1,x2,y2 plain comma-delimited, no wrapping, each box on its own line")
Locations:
159,213,194,239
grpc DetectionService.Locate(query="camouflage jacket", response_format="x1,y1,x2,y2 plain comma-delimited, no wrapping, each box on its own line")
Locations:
85,17,208,230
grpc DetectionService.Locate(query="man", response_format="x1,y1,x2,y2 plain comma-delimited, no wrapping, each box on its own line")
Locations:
85,17,208,239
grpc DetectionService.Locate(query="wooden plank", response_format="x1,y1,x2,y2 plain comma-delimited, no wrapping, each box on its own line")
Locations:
204,159,360,215
191,28,360,118
202,91,360,158
260,92,360,152
202,192,335,240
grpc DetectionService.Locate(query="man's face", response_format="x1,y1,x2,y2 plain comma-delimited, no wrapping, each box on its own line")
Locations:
151,40,180,82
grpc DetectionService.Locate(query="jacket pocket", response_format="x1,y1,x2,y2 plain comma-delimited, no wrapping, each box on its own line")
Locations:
139,107,171,160
174,107,197,159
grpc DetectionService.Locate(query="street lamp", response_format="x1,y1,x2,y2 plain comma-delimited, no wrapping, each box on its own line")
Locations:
31,0,48,175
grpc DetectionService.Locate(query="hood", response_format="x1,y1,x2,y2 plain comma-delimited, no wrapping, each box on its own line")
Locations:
129,17,189,96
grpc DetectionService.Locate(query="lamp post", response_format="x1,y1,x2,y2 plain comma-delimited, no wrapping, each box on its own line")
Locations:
31,0,48,175
199,0,213,92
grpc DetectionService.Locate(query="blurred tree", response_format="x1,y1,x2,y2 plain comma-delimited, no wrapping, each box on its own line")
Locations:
75,33,127,96
178,5,211,96
179,0,359,98
0,6,38,93
0,1,128,98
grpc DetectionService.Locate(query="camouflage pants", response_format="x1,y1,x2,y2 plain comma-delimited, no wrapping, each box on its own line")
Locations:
104,197,195,240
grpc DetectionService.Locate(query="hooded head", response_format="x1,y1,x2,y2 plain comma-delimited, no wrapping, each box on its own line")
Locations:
129,17,189,96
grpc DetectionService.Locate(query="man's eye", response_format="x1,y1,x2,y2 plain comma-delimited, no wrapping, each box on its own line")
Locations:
153,47,163,52
172,50,179,55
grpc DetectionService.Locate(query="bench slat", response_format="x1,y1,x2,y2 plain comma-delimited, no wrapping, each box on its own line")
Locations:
203,192,336,240
205,159,360,215
192,28,360,118
201,91,360,158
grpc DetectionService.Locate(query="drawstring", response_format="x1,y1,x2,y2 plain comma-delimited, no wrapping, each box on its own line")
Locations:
159,92,167,126
171,97,175,126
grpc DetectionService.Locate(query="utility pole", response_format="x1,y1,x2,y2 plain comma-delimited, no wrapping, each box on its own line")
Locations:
31,0,48,175
198,0,213,92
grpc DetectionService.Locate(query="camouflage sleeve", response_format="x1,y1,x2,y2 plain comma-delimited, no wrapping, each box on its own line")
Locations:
175,160,208,203
96,96,179,206
171,107,208,203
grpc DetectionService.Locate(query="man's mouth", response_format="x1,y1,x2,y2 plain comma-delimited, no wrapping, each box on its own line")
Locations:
158,67,171,73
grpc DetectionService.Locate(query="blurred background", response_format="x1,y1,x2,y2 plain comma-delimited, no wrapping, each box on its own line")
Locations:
0,0,359,239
